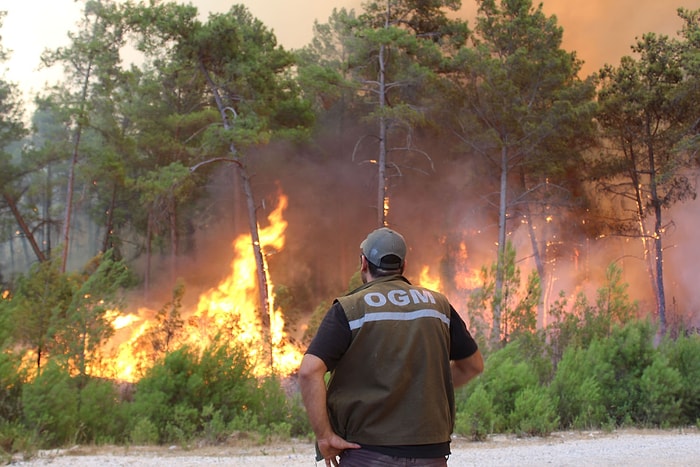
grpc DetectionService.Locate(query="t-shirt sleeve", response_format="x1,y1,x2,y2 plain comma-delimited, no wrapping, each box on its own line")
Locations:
305,301,352,372
449,306,479,361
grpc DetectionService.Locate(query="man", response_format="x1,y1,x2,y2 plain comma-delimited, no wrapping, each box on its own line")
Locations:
299,227,484,467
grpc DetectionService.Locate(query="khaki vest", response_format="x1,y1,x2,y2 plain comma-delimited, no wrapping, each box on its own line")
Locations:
328,276,455,446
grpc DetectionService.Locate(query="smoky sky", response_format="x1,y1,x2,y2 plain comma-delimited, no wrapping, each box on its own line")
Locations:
237,0,697,78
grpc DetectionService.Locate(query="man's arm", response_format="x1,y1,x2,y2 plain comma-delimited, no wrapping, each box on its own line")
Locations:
451,348,484,388
298,354,359,465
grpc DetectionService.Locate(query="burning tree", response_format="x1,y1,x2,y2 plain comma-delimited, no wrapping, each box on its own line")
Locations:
443,0,596,344
593,9,700,335
122,2,313,346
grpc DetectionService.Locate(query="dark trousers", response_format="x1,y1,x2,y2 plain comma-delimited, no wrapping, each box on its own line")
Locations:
338,448,448,466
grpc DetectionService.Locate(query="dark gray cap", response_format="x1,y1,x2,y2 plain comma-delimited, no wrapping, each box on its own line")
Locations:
360,227,406,270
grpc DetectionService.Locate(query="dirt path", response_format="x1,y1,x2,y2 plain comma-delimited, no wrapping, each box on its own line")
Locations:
12,428,700,466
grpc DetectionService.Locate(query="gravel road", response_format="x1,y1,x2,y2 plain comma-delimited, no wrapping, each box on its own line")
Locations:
12,428,700,466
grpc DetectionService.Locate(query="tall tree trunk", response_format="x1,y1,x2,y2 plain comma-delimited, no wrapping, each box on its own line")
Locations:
169,198,178,284
377,41,388,228
2,192,46,263
519,169,547,327
646,119,666,335
44,164,53,258
144,211,153,299
197,59,272,340
492,144,508,345
102,183,117,254
237,165,271,330
61,58,93,273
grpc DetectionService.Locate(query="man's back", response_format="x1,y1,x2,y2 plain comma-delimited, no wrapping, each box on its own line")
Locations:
328,275,454,446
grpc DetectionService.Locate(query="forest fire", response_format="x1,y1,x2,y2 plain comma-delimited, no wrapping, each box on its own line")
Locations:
419,241,482,293
98,194,303,383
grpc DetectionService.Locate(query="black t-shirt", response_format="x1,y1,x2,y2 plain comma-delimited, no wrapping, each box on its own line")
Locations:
305,293,479,458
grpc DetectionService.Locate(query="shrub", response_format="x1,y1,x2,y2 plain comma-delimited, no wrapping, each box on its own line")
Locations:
21,361,78,447
476,342,540,431
78,377,128,444
130,337,255,444
130,417,159,445
509,386,559,436
599,320,657,425
0,352,24,423
164,404,199,445
454,384,495,441
0,420,36,459
660,331,700,424
639,353,683,427
549,346,607,429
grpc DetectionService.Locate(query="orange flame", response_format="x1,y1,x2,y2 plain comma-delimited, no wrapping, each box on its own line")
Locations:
418,242,481,293
188,194,302,377
98,193,302,382
419,265,441,291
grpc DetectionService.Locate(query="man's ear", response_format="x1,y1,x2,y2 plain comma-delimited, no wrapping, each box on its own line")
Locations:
360,255,370,272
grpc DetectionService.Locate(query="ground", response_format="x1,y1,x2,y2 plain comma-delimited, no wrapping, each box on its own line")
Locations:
11,427,700,466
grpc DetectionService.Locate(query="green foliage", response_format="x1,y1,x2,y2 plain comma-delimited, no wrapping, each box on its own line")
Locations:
599,320,658,425
0,351,24,423
550,320,658,427
658,331,700,424
454,384,496,441
61,250,137,377
77,377,128,444
9,260,74,373
130,417,159,445
0,420,35,460
594,263,638,324
638,353,683,427
21,361,78,448
475,341,540,431
548,263,639,360
509,386,559,436
549,346,607,429
127,338,308,445
467,242,542,346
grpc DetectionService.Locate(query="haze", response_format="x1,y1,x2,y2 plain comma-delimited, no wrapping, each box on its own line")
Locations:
2,0,698,106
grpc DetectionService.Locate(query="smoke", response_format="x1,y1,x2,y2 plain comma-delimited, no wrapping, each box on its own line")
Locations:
232,0,697,79
4,1,700,330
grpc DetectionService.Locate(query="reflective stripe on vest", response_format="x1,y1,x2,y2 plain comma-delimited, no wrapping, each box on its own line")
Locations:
348,308,450,331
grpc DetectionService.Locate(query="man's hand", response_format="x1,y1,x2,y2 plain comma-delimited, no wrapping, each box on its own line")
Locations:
299,354,361,466
317,433,360,466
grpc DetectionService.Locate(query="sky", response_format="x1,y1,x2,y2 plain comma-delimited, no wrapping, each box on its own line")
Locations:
1,0,698,110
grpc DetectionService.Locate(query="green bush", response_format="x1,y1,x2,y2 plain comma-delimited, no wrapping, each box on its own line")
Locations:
639,353,683,427
130,417,159,445
509,386,559,436
597,320,657,425
0,420,36,459
21,361,78,447
549,346,607,429
164,404,199,445
78,377,128,444
250,376,292,428
130,337,256,444
660,331,700,424
475,342,540,431
454,384,496,441
0,352,24,423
